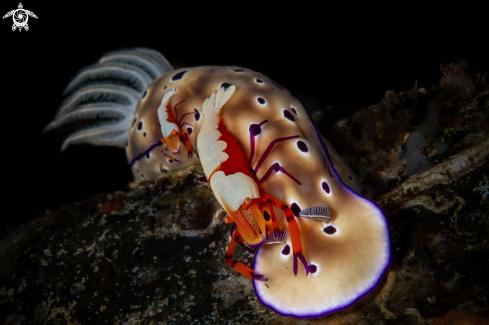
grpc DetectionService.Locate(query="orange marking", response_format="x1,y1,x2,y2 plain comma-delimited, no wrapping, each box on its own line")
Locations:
165,129,179,152
231,262,254,279
225,229,239,257
226,198,266,246
207,165,221,182
286,217,303,255
165,104,178,125
182,131,193,157
227,201,258,237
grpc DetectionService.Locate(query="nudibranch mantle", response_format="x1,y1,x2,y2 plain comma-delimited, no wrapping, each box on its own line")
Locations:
45,48,390,319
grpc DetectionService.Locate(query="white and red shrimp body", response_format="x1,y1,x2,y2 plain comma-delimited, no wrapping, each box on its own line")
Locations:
46,50,391,319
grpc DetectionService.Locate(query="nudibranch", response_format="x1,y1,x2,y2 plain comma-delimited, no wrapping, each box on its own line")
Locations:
45,48,390,318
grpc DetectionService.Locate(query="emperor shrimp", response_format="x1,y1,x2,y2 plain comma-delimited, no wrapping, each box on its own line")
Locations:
45,48,391,318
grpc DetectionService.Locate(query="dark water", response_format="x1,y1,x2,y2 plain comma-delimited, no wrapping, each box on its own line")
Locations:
1,2,487,238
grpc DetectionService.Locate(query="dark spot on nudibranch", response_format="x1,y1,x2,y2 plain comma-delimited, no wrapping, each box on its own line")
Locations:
143,132,147,137
163,85,168,90
323,225,336,235
137,121,143,131
194,108,200,121
322,181,330,194
291,107,298,115
348,175,353,181
220,82,231,89
283,110,295,121
140,174,145,178
132,118,137,128
309,264,317,273
282,244,290,255
256,78,263,84
146,153,150,159
257,97,265,105
297,141,308,152
263,210,271,222
142,90,148,99
187,127,193,135
172,71,187,81
169,159,173,163
291,203,301,216
233,69,244,72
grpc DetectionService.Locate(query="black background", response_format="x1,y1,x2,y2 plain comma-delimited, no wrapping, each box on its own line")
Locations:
1,2,487,237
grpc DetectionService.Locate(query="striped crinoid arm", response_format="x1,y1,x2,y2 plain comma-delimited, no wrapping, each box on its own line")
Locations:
44,48,173,151
59,123,131,152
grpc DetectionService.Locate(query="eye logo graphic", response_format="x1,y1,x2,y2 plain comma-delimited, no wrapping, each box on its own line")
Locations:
3,3,37,32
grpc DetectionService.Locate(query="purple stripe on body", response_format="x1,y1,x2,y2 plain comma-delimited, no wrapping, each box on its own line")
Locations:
128,139,163,167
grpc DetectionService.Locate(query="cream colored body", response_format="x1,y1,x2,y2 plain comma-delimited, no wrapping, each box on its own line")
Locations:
127,66,362,194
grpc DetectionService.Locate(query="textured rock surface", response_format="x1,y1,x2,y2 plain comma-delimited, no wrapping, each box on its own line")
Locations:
1,65,488,324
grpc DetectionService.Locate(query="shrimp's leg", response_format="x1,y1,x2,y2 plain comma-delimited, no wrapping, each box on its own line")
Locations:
166,129,180,152
180,131,193,158
225,226,268,281
264,203,279,232
261,193,309,276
